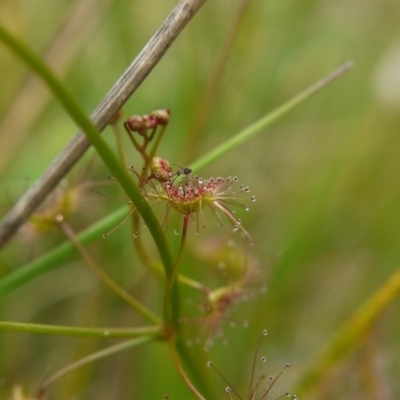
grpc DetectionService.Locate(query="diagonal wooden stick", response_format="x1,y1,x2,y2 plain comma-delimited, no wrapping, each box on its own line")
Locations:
0,0,207,249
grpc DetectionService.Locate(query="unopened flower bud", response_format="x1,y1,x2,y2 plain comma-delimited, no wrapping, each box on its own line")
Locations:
125,115,145,132
151,157,173,182
151,109,170,126
142,114,158,129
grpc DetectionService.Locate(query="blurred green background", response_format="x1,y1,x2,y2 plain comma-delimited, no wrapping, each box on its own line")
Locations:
1,0,400,399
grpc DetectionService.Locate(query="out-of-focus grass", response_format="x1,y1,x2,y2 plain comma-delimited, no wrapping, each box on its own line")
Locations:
1,0,400,399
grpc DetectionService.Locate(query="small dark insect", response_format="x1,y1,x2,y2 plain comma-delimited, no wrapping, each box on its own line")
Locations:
174,166,192,177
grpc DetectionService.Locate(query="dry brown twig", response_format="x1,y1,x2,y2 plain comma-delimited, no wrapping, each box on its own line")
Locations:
0,0,207,249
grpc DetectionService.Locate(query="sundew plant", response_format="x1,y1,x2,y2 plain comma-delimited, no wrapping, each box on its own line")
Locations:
1,1,400,399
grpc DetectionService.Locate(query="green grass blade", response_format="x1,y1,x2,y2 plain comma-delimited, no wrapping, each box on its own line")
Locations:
190,61,354,172
0,320,162,339
295,265,400,396
0,207,127,298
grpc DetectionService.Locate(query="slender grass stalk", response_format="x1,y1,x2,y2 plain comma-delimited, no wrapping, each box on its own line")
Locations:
163,217,208,399
163,215,189,325
190,61,354,172
0,320,162,338
110,121,128,168
176,338,214,400
131,213,154,266
148,122,168,161
38,336,155,399
169,337,207,400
